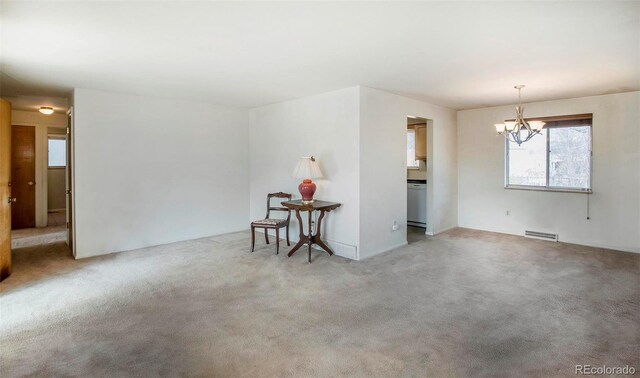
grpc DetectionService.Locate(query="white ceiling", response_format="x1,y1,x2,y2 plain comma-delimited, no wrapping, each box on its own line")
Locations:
1,1,638,110
2,94,68,113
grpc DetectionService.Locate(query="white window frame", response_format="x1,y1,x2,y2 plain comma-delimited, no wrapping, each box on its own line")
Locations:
505,115,593,194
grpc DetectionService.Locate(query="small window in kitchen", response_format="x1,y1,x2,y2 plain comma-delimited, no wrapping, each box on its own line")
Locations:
407,128,419,169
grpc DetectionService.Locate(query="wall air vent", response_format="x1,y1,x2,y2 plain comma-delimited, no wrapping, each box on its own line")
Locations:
524,230,558,242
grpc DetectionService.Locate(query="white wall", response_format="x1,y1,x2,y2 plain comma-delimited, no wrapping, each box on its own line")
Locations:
359,87,458,259
11,110,67,226
73,88,249,258
458,91,640,253
249,87,360,259
47,169,65,210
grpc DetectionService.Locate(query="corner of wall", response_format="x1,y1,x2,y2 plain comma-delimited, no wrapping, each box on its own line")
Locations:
248,86,362,260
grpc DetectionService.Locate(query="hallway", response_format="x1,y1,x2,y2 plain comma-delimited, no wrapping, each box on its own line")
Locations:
11,211,67,249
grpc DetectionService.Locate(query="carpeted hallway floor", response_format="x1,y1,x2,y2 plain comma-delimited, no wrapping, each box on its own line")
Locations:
1,228,638,377
10,211,67,249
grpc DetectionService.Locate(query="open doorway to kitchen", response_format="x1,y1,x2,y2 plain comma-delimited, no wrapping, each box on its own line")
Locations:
406,116,430,244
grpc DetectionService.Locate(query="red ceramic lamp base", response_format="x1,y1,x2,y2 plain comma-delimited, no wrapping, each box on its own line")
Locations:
298,179,316,203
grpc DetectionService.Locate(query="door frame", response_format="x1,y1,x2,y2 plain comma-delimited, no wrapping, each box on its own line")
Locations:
10,110,69,231
66,107,76,257
424,119,434,236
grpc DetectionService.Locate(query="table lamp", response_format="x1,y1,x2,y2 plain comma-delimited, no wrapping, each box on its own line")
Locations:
292,156,323,204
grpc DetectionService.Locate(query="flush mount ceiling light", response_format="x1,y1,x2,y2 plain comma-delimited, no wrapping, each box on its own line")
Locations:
39,106,54,115
493,85,545,145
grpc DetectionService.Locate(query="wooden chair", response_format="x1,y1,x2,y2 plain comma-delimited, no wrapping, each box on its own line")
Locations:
250,192,292,254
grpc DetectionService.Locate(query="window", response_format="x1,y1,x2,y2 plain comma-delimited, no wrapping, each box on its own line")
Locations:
506,116,592,192
48,136,66,168
406,129,419,168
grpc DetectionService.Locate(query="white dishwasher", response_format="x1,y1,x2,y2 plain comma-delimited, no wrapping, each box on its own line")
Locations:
407,180,427,228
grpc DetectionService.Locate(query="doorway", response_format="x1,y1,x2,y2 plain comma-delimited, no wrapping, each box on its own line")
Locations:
1,98,74,281
9,126,68,248
406,116,429,244
8,109,72,253
47,132,67,228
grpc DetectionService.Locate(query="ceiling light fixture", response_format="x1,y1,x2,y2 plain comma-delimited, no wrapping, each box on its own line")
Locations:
493,85,544,145
39,106,54,115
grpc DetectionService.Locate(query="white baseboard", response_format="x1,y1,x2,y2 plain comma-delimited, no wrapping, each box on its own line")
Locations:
254,229,358,260
425,225,457,236
359,241,408,260
559,239,639,254
433,225,458,235
456,225,639,254
75,227,250,259
321,239,357,260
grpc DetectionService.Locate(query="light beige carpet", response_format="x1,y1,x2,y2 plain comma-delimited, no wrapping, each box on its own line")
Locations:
11,226,66,249
11,211,67,249
1,228,638,377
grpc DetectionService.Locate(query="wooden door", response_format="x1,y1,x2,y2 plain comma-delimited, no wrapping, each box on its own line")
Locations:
1,98,12,280
66,111,73,252
11,125,36,229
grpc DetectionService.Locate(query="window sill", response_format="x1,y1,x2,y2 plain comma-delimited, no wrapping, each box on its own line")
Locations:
505,185,592,194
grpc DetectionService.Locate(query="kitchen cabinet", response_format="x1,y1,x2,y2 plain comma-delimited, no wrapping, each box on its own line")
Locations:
415,124,426,161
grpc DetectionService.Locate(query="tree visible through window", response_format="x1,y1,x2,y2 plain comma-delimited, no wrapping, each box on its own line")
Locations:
506,117,591,191
48,137,66,167
549,126,591,188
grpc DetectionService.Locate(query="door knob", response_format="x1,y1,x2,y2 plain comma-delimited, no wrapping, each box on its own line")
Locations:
8,197,16,203
28,181,35,186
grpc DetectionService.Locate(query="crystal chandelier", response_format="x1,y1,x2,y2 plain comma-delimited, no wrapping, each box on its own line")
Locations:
494,85,545,145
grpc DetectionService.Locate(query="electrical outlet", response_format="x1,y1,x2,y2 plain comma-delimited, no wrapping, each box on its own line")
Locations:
392,220,400,231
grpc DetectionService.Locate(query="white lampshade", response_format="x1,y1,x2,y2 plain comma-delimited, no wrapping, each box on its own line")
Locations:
292,156,323,179
494,123,506,133
529,121,545,131
504,121,517,131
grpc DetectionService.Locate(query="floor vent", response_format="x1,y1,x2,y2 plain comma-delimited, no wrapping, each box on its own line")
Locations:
524,230,558,242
